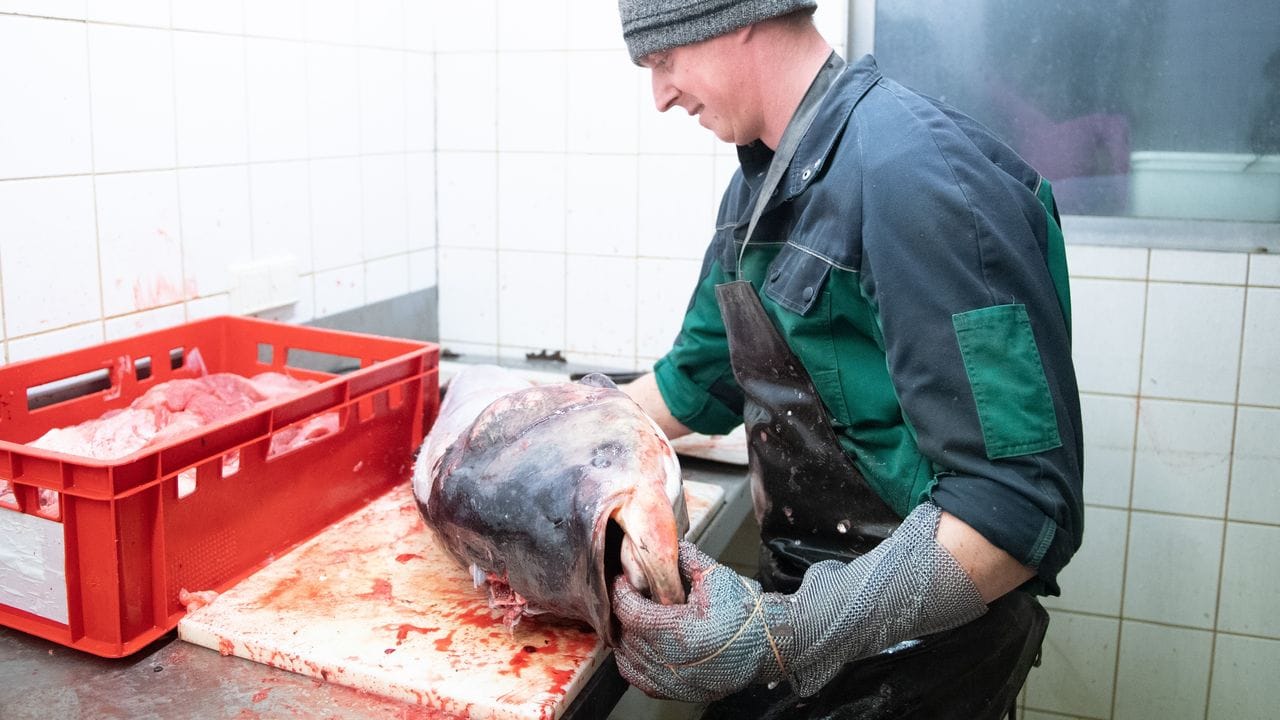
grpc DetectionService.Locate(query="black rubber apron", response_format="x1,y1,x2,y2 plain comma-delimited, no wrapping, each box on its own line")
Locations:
716,280,899,591
698,53,1048,720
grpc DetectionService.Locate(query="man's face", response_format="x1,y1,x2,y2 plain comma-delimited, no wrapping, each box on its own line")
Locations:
642,33,757,145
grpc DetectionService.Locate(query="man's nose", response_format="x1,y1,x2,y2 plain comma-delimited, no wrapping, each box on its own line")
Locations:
651,71,678,112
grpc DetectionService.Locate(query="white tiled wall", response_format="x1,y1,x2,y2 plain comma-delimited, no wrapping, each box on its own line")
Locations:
1028,246,1280,720
2,3,1278,720
0,0,434,361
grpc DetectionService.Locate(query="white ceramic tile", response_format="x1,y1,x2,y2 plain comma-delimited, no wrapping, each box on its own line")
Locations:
1208,634,1280,720
173,32,248,167
356,0,402,48
714,152,743,197
568,350,639,372
496,0,567,50
1079,393,1136,507
309,157,363,270
1064,244,1149,280
364,255,409,304
437,247,498,345
638,155,717,260
436,152,497,249
566,255,636,358
250,161,312,272
1142,283,1244,402
0,177,99,335
497,52,567,153
1131,399,1233,517
1228,406,1280,524
1217,522,1280,639
813,1,847,47
306,44,360,158
1042,506,1127,616
638,74,717,155
178,166,253,298
402,0,434,52
1113,621,1212,720
566,154,638,257
86,0,167,27
406,152,436,250
1238,287,1280,407
498,251,565,350
185,293,230,321
171,0,242,34
436,53,497,151
6,322,103,363
433,0,495,52
1070,278,1145,395
1023,611,1117,719
245,0,304,40
1149,249,1248,285
566,0,627,52
361,155,408,259
246,38,308,163
303,0,356,45
87,24,175,173
94,171,184,316
359,48,406,155
407,249,436,291
568,54,640,153
104,305,185,340
253,273,314,324
405,53,435,153
312,264,365,318
498,154,565,252
0,16,91,179
0,0,85,20
1250,254,1280,287
1122,512,1222,628
441,340,499,359
636,257,700,358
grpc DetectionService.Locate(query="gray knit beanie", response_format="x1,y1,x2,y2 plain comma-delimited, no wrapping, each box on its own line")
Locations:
619,0,818,64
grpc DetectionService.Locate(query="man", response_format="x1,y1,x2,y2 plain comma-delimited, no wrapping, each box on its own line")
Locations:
610,1,1084,718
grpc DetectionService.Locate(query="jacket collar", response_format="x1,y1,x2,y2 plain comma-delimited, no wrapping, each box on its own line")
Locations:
737,54,882,204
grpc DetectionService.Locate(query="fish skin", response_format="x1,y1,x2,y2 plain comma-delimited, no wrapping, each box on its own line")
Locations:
411,366,688,646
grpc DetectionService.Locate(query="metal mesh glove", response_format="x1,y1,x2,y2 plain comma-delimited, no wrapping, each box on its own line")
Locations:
610,502,989,702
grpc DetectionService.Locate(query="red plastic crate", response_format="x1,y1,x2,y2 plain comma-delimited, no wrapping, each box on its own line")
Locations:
0,316,439,657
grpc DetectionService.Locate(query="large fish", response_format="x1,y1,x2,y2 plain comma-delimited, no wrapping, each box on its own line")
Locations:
411,365,688,646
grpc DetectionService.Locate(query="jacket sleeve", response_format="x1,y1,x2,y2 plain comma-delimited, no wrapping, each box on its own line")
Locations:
854,83,1084,593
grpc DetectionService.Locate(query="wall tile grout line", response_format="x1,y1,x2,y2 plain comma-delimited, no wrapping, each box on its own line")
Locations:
1108,247,1150,719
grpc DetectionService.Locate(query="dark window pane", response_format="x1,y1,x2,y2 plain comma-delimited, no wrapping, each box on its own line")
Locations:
872,0,1280,222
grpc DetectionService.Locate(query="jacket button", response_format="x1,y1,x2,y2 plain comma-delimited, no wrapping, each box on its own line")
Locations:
803,286,815,301
770,270,781,283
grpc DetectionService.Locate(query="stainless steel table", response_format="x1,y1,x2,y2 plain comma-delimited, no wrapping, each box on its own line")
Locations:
0,459,751,720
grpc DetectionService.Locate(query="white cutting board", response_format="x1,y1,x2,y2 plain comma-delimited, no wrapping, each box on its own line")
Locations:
178,479,725,720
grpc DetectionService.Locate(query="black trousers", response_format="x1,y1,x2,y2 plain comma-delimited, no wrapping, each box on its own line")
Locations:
700,591,1048,720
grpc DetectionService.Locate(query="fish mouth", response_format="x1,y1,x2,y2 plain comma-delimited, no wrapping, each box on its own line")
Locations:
595,484,687,646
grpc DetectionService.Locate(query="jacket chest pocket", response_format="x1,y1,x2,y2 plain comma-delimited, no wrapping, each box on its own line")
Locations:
763,244,834,316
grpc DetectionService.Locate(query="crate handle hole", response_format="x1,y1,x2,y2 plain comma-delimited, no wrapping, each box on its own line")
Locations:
27,368,112,411
257,343,274,366
266,412,342,461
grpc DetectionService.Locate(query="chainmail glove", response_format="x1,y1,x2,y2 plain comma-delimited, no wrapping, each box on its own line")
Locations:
609,502,989,702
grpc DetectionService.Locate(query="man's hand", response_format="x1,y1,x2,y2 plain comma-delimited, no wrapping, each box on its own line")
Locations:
610,503,991,701
610,540,787,702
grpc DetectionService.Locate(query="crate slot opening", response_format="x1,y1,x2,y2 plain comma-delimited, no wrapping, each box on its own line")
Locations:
136,348,187,382
178,470,197,500
0,480,15,509
285,348,361,375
